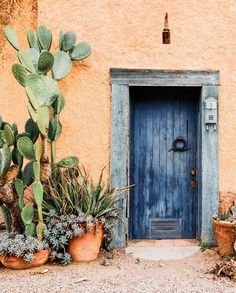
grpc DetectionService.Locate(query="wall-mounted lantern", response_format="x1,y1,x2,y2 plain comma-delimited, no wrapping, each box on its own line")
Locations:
162,13,170,44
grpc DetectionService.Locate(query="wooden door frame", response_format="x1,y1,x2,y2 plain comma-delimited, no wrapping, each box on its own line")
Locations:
110,69,220,248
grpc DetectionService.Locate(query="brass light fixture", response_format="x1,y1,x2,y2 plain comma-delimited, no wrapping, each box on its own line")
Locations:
162,13,170,44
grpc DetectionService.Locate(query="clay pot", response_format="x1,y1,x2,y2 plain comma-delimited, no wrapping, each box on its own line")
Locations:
0,249,50,270
212,218,236,257
68,223,104,262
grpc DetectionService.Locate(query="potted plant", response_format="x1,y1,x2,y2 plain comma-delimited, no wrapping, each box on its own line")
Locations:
0,25,91,268
212,204,236,257
43,166,123,263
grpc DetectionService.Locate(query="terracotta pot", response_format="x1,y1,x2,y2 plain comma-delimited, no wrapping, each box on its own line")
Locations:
212,218,236,257
0,249,50,270
68,223,104,262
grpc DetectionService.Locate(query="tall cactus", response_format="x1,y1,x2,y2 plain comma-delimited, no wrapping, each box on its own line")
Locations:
4,25,91,170
2,25,91,238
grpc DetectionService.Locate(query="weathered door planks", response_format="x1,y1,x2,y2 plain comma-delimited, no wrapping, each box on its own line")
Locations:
130,87,200,239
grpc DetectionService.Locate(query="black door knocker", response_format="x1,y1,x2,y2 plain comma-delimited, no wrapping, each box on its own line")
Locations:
169,136,190,152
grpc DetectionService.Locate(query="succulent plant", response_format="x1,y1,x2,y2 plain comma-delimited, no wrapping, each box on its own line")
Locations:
0,232,48,262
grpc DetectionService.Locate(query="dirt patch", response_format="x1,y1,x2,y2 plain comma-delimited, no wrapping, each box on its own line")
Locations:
0,248,236,293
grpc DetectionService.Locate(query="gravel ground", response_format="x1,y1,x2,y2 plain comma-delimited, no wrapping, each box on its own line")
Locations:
0,249,236,293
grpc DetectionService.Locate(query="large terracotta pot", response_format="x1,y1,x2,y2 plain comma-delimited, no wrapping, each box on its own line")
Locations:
68,223,104,262
0,249,50,270
212,218,236,257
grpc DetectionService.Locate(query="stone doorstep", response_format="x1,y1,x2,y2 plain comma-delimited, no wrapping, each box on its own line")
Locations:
128,239,199,247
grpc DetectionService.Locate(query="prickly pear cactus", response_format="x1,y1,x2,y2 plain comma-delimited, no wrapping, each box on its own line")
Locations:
0,119,24,232
2,24,91,238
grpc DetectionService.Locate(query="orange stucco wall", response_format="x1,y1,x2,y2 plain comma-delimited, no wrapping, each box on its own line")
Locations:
1,1,236,204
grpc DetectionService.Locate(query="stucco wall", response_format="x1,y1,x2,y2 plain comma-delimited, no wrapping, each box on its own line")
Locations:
0,0,38,135
1,1,236,202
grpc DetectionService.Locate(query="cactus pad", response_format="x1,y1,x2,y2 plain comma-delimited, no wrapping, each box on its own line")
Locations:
32,180,44,206
14,178,24,210
53,94,65,114
33,161,40,181
12,63,27,86
70,42,91,61
18,50,36,73
25,223,36,237
0,144,12,176
4,124,15,146
21,204,34,224
37,25,52,51
27,29,36,48
27,48,40,71
38,51,54,73
22,161,34,186
52,51,72,80
61,31,76,51
25,74,59,108
17,136,36,161
48,118,62,142
0,205,12,232
36,106,50,137
25,118,40,143
57,156,79,168
4,27,19,50
12,148,23,169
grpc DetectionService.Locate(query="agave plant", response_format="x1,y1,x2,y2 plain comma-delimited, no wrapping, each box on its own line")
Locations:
42,165,125,264
43,166,121,221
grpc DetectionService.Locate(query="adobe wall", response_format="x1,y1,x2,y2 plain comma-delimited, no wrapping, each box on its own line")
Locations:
1,1,236,209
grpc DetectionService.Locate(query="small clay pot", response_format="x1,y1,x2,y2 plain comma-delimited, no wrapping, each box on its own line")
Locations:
212,218,236,257
0,249,50,270
68,223,104,262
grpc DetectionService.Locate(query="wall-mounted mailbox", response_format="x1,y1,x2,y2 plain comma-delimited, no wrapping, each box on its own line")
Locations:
204,97,218,131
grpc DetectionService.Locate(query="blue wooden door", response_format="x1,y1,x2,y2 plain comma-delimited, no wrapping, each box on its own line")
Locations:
130,87,199,239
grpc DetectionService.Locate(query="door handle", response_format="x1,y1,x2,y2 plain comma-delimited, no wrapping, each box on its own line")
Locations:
190,169,196,176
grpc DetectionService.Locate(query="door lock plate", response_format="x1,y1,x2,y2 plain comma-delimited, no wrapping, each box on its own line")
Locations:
190,180,196,188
